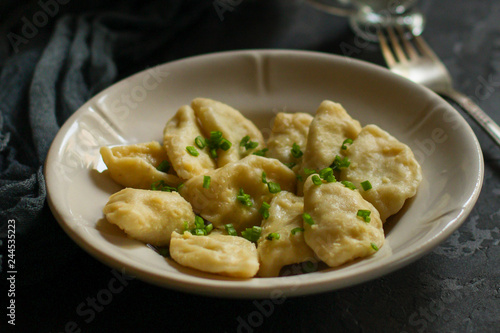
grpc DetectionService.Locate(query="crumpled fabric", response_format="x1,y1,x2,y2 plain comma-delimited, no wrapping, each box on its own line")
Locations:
0,0,210,285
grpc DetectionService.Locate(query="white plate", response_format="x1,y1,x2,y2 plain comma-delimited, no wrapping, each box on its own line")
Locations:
45,50,483,298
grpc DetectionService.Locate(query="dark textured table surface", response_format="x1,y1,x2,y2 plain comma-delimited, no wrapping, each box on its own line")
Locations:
1,0,499,332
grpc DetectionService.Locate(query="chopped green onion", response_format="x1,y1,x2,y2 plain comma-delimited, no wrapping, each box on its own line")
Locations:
189,215,213,236
156,160,170,172
151,180,177,192
312,175,322,185
261,171,268,184
296,174,303,181
341,180,357,190
252,148,268,156
225,223,237,236
194,215,205,229
176,183,184,192
341,138,353,150
357,209,371,222
259,202,271,219
291,143,303,158
291,227,304,235
241,226,262,243
284,162,296,169
371,243,379,251
209,131,223,145
330,155,350,170
240,135,259,150
303,213,315,225
186,146,199,156
318,167,336,182
209,148,218,159
195,136,206,149
183,221,189,231
266,233,280,241
219,138,232,151
240,135,250,147
267,182,281,194
361,180,372,191
203,175,211,189
304,168,316,175
237,188,253,207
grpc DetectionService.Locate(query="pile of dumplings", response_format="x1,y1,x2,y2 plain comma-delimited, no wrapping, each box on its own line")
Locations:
101,98,422,279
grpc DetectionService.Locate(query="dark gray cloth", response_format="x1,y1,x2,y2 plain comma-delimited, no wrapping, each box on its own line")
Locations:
0,0,210,283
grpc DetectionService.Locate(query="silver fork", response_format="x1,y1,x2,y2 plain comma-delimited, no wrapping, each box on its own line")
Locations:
378,26,500,147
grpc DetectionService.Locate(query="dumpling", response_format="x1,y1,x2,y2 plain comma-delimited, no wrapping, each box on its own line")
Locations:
266,112,313,170
341,124,422,222
163,105,216,180
303,176,384,267
179,155,296,232
299,101,362,186
169,231,259,278
103,188,195,247
100,141,181,189
191,98,265,167
257,192,315,277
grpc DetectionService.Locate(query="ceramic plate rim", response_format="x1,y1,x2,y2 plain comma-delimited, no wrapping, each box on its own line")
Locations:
45,49,484,298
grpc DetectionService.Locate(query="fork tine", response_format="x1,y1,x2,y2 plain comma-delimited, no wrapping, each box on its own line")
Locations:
386,26,408,64
414,34,440,61
396,26,419,60
377,28,396,67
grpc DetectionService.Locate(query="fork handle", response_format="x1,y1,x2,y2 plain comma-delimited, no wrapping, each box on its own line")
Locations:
443,89,500,147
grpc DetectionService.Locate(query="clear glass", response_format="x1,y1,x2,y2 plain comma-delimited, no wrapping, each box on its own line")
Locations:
308,0,425,41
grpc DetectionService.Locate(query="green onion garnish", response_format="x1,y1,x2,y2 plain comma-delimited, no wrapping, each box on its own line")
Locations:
195,136,206,149
237,188,253,207
261,171,267,184
219,138,232,151
341,180,357,190
240,135,259,150
183,221,189,231
267,182,281,194
259,202,271,219
312,175,322,185
225,223,237,236
284,162,296,169
241,226,262,243
291,227,304,235
156,160,170,172
252,148,268,156
203,175,211,189
194,215,205,229
291,143,303,158
188,215,214,236
151,180,177,192
361,180,372,191
210,148,218,159
330,155,350,170
341,138,353,150
303,213,315,225
266,232,280,241
176,183,184,192
357,209,371,222
318,167,336,182
296,174,303,181
371,243,379,251
304,168,316,175
186,146,199,156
